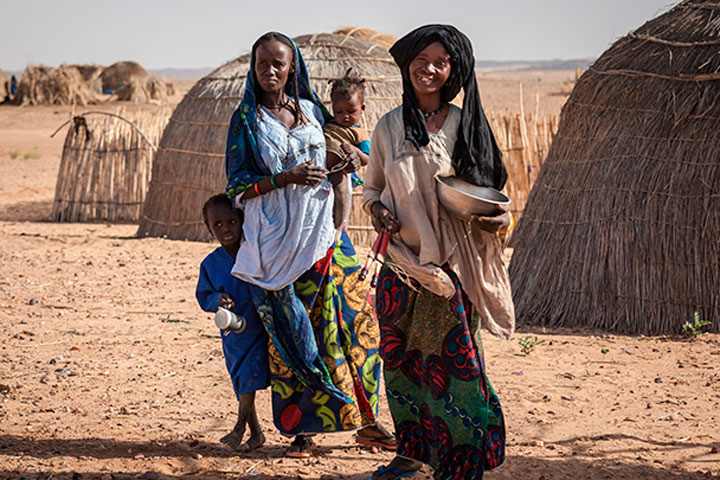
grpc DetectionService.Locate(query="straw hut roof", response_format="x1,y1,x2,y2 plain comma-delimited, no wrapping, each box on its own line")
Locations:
333,27,398,50
137,32,402,241
508,0,720,335
12,65,99,106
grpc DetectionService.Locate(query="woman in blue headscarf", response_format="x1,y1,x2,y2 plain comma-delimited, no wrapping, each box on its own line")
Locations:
224,32,393,457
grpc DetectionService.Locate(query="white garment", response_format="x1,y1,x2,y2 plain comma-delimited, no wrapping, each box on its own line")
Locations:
362,105,515,339
231,99,335,290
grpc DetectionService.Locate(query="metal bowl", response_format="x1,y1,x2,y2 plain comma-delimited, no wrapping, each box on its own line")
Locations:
435,175,510,220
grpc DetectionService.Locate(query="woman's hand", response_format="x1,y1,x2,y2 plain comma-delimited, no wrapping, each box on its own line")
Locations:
219,293,235,310
370,201,400,234
470,204,511,233
282,159,327,187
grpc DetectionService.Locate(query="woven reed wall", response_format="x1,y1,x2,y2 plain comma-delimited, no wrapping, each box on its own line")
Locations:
51,108,170,222
509,0,720,335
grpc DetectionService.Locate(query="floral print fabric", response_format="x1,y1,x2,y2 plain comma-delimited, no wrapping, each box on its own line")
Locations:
377,264,506,479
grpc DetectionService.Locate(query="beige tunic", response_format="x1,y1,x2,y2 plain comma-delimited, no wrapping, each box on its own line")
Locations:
362,105,515,339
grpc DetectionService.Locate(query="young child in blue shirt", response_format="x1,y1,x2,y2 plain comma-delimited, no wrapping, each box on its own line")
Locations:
196,194,269,452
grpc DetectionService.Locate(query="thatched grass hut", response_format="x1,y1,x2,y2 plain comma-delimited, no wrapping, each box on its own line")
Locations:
100,61,148,92
508,0,720,335
333,27,398,50
12,65,99,106
51,108,171,222
101,61,170,102
138,32,403,242
0,68,8,100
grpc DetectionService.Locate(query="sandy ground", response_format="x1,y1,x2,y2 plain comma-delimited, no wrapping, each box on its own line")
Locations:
1,73,719,480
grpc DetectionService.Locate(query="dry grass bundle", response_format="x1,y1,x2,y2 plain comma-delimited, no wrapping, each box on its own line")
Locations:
0,68,8,100
51,107,171,222
333,27,398,50
12,65,99,106
509,0,720,335
73,64,105,94
138,32,403,242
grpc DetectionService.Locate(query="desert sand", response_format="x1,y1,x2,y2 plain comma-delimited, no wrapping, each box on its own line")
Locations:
1,72,719,480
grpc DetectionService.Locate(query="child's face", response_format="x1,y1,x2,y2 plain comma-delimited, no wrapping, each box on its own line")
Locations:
206,203,242,249
332,91,364,128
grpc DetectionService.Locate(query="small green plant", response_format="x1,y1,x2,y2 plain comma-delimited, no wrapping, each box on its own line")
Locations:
518,335,545,355
9,149,20,159
23,151,41,160
682,311,711,337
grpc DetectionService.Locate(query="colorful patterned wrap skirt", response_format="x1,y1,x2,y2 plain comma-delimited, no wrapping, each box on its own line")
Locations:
376,263,506,479
252,229,382,435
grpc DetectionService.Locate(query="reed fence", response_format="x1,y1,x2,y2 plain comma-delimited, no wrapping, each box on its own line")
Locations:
51,108,171,222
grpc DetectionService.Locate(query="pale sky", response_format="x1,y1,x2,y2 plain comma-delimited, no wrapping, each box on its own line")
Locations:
1,0,675,71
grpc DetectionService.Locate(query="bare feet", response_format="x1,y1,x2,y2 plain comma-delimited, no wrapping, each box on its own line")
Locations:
220,428,246,451
237,432,266,453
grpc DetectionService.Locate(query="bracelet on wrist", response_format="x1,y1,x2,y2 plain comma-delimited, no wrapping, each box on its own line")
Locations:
270,174,279,189
496,212,515,235
253,182,261,196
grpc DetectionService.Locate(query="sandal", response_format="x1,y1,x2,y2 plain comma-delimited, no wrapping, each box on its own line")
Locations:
286,435,315,458
367,464,418,479
355,433,397,451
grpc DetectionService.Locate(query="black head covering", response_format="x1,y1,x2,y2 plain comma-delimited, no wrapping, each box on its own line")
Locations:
389,24,507,189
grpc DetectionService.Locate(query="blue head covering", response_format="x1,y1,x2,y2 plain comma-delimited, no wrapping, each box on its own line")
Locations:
225,33,330,198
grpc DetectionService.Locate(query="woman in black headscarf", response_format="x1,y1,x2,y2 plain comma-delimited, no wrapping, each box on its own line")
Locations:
362,25,514,479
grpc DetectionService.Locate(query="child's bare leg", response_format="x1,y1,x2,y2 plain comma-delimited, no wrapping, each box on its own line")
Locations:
240,402,265,452
221,392,259,451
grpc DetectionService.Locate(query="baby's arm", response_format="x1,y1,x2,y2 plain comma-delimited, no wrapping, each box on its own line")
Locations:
339,143,369,172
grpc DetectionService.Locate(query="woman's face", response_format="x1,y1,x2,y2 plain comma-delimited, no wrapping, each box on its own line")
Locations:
408,41,451,97
254,39,293,94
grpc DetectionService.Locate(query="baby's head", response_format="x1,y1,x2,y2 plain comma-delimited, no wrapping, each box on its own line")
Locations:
202,194,243,250
329,68,366,128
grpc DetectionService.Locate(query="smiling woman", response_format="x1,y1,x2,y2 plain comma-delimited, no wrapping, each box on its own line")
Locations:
363,24,514,480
